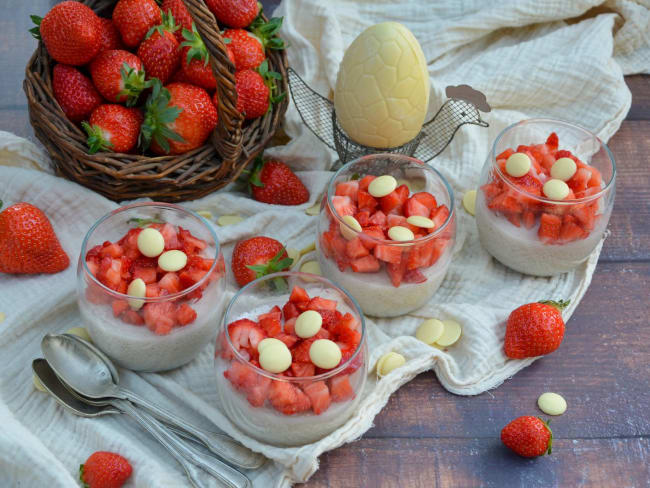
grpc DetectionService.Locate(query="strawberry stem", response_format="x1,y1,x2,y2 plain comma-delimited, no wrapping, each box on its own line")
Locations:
82,122,113,154
248,156,265,191
537,417,553,455
181,23,209,67
257,60,286,109
139,79,185,153
539,299,570,311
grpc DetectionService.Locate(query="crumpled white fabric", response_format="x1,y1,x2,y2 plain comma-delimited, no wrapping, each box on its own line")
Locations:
1,0,648,486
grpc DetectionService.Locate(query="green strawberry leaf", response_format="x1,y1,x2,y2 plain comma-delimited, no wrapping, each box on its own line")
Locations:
245,247,293,284
181,24,210,67
139,78,185,153
127,217,164,227
145,10,179,40
250,12,287,50
79,464,89,488
248,156,266,190
539,299,570,312
82,122,113,154
118,62,150,107
29,15,42,40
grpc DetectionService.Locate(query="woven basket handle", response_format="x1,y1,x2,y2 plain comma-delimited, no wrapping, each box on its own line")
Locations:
180,0,245,166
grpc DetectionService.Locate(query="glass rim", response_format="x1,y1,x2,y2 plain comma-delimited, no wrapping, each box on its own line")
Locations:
491,118,617,205
80,202,221,302
326,153,456,245
221,271,367,382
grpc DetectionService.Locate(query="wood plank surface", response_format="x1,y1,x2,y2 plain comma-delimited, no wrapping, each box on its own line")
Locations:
0,1,648,487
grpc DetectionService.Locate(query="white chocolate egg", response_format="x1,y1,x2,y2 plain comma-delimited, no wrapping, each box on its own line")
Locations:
537,392,567,415
126,278,146,310
257,338,286,354
334,22,430,148
388,225,415,241
309,339,342,369
368,175,397,198
158,250,188,272
295,310,323,338
259,343,292,373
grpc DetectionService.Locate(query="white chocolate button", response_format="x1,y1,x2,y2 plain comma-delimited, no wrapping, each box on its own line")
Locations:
196,210,213,220
300,241,316,256
543,179,570,200
137,227,165,257
368,175,397,198
388,226,415,242
340,215,362,240
295,310,323,338
217,214,244,226
158,250,188,272
305,203,321,216
66,327,92,343
435,319,462,347
0,312,5,324
406,216,435,229
300,260,321,276
463,190,477,216
550,158,577,181
505,153,531,177
259,342,292,373
309,339,342,369
537,392,567,416
376,352,406,376
286,247,300,268
415,319,444,345
127,278,146,310
258,337,286,354
33,374,46,392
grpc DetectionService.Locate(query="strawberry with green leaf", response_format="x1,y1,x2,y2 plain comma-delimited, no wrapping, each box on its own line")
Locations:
83,104,143,154
235,60,285,119
161,0,193,43
249,156,309,205
137,11,181,85
231,236,293,287
90,50,149,106
179,23,216,91
112,0,162,48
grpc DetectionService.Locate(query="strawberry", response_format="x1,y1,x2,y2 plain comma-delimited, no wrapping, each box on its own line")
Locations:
52,65,103,123
179,24,216,91
329,375,355,402
0,202,69,274
223,28,265,70
143,301,177,335
234,69,269,119
504,300,569,359
538,213,562,244
31,1,101,66
90,50,148,106
249,157,309,205
228,319,266,356
141,80,217,155
97,18,125,53
205,0,258,28
230,236,292,287
137,12,181,85
83,105,143,154
161,0,193,43
268,380,311,415
112,0,162,48
501,416,553,458
302,381,331,415
80,451,132,488
176,303,197,326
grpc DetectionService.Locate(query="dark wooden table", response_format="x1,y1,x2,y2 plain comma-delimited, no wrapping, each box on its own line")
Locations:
1,1,648,486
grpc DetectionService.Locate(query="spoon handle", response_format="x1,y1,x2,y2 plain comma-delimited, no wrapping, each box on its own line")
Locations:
124,389,265,470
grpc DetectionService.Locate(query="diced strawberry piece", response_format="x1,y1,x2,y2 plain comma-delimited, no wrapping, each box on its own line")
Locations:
586,167,602,189
86,260,99,277
314,328,332,340
354,210,370,227
143,301,177,335
120,310,143,325
403,268,426,283
568,168,592,193
350,255,381,272
358,175,376,191
259,316,281,337
406,240,432,270
555,150,577,162
258,305,282,322
412,192,438,210
386,214,407,227
335,180,359,202
329,375,355,403
132,266,157,284
228,319,266,355
346,237,370,259
404,196,430,218
339,312,360,331
379,185,409,214
386,260,407,287
546,132,559,150
101,258,123,290
508,173,543,196
496,148,515,160
538,213,562,243
431,205,451,229
522,211,536,229
374,244,402,264
268,381,311,415
282,301,299,320
318,310,340,331
302,381,331,415
487,193,522,216
331,196,357,217
360,226,386,250
176,303,197,326
559,215,586,243
146,283,162,297
292,339,313,363
507,213,521,227
158,272,181,294
179,269,208,289
332,322,361,350
572,205,597,232
368,210,387,227
283,317,297,335
357,190,378,211
178,226,207,255
291,362,316,377
100,242,124,259
160,223,181,250
112,300,129,317
290,286,310,304
275,333,299,349
224,361,257,392
307,296,338,311
481,183,502,203
246,374,272,407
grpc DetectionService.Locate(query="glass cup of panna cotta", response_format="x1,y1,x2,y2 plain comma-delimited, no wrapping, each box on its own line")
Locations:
475,118,616,276
77,202,226,372
215,272,367,447
316,153,456,318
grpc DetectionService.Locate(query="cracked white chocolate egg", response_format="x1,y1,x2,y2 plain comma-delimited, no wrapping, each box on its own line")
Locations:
334,22,430,148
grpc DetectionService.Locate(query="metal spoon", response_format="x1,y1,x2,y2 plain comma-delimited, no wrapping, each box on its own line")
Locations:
33,358,230,488
42,333,265,470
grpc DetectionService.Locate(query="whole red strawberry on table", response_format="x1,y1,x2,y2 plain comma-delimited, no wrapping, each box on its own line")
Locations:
80,451,132,488
30,0,286,156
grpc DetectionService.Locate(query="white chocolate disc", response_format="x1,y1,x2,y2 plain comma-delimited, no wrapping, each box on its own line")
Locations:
286,247,300,268
505,153,531,177
368,175,397,198
217,214,244,226
196,210,213,220
126,278,146,310
295,310,323,338
300,260,321,276
158,250,188,272
66,327,92,343
537,392,567,415
377,352,406,376
309,339,342,369
543,179,570,200
305,203,321,216
300,241,316,255
550,158,577,181
406,216,435,229
388,226,415,242
340,215,362,240
463,190,477,216
415,319,444,345
259,343,292,373
435,319,462,347
137,227,165,257
257,337,285,354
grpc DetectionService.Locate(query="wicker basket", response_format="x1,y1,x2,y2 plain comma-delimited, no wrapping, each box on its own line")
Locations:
23,0,288,202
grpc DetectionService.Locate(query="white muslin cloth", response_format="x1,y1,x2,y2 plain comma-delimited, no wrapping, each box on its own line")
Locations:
1,0,649,486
